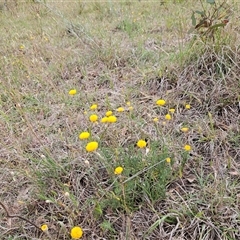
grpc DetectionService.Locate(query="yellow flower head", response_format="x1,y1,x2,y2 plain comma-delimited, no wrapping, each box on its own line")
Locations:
105,111,113,117
70,226,83,239
89,114,98,122
169,108,175,113
101,117,108,123
165,114,172,120
181,127,189,133
86,141,98,152
126,101,131,106
107,115,117,123
116,107,124,112
185,104,191,109
166,157,171,163
79,132,90,140
156,99,166,106
69,89,77,95
114,166,123,175
153,117,159,122
90,104,98,110
41,224,48,232
184,144,191,151
137,139,147,148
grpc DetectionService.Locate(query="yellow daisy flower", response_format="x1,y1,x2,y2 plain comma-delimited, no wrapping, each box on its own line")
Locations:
89,114,98,122
165,114,172,120
41,224,48,232
79,132,90,140
90,104,97,110
114,166,123,175
184,144,191,151
156,99,166,106
70,226,83,239
116,107,124,112
107,115,117,123
137,139,147,148
69,89,77,95
105,111,113,117
86,142,98,152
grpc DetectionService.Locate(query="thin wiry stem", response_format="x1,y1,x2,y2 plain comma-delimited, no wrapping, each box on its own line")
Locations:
0,201,40,230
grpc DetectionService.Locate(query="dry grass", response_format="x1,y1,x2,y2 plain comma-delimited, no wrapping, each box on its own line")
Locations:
0,1,239,239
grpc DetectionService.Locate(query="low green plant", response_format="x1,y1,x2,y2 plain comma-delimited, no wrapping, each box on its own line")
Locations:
189,0,232,41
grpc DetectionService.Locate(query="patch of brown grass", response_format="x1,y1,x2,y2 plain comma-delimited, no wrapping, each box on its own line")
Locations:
0,1,239,239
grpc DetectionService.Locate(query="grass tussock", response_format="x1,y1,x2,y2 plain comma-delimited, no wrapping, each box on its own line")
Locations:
0,1,240,239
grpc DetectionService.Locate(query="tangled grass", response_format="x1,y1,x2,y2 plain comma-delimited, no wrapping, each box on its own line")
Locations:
0,1,239,239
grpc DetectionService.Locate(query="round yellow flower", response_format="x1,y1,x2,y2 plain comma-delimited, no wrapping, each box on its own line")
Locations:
137,139,147,148
105,111,113,117
101,117,108,123
89,114,98,122
169,108,175,113
165,114,172,120
70,226,83,239
41,224,48,232
107,115,117,123
126,101,131,106
156,99,166,106
184,144,191,151
116,107,124,112
69,89,77,95
90,104,97,110
181,127,189,133
153,117,159,122
114,166,123,175
185,104,191,109
79,132,90,140
86,141,98,152
166,157,171,163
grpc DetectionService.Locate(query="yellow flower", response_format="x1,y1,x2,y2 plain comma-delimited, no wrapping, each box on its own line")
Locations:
89,114,98,122
181,127,189,133
156,99,166,106
86,141,98,152
137,139,147,148
19,45,25,50
165,114,172,120
107,115,117,123
69,89,77,95
126,101,131,106
41,224,48,232
90,104,97,110
184,144,191,151
185,104,191,109
114,166,123,175
153,117,159,122
166,157,171,163
105,111,113,117
70,226,83,239
169,108,175,113
101,117,108,123
79,132,90,140
116,107,124,112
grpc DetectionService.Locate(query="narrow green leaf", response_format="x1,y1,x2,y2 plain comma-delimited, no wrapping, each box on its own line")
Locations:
195,10,205,17
207,0,215,4
191,12,196,26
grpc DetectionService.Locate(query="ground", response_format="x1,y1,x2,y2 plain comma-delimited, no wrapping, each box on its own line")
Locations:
0,1,239,239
